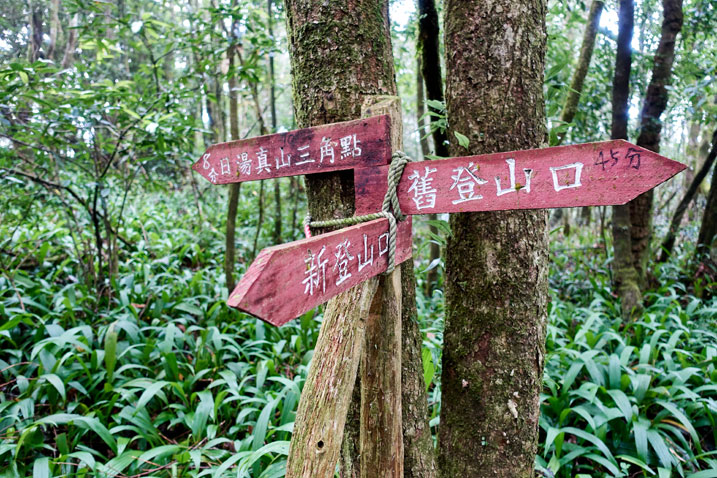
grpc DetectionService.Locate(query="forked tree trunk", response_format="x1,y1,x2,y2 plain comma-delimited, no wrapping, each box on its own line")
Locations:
439,1,549,476
697,132,717,255
611,0,642,319
660,129,717,261
283,2,435,477
629,0,683,287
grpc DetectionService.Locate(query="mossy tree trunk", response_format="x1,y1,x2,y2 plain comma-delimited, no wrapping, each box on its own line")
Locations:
611,0,642,319
284,2,436,476
439,1,549,477
629,0,683,287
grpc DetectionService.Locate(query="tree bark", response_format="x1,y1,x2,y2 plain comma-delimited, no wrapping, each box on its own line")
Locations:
48,0,62,61
439,1,549,477
629,0,683,287
611,0,642,319
557,0,604,145
225,48,241,291
660,129,717,261
417,56,441,297
284,2,435,477
417,0,449,159
697,131,717,255
29,1,44,62
268,0,282,244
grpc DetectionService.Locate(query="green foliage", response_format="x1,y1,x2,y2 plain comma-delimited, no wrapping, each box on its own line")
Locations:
536,240,717,477
1,189,311,477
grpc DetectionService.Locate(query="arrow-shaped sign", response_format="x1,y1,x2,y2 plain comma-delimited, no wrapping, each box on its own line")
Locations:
354,140,686,215
192,115,391,184
227,217,412,326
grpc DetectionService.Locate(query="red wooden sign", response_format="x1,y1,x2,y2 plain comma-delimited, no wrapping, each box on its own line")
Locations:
192,115,391,184
227,218,412,326
354,140,686,215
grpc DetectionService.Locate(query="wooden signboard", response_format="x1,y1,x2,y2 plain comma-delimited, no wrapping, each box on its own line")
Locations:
227,217,412,326
192,115,391,184
354,140,686,215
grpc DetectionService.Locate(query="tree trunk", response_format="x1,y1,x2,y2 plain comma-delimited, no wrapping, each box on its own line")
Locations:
251,179,266,258
557,0,605,145
557,0,604,224
417,0,449,159
48,0,62,61
629,0,683,287
29,2,44,62
697,132,717,255
61,14,79,69
284,2,435,477
417,56,441,297
660,129,717,261
439,1,549,477
225,48,242,291
611,0,642,319
268,0,282,244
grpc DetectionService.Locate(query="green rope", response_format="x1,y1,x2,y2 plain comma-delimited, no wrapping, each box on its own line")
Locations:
304,151,411,274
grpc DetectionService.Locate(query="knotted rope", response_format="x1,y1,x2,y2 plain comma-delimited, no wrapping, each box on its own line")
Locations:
304,151,411,274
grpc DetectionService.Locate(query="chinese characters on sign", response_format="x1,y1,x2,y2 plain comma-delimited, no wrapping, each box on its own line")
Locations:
192,116,390,185
354,140,685,216
227,218,413,326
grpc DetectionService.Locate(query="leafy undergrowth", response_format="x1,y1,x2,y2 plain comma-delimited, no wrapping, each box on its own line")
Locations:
2,192,716,477
537,235,717,478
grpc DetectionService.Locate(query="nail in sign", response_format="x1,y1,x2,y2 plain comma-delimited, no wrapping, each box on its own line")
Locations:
192,115,391,184
354,140,686,215
227,218,413,326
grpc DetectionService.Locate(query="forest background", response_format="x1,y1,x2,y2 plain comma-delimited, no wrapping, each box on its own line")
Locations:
0,0,716,476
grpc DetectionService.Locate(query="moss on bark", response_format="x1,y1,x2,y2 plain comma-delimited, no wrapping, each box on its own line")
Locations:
439,1,549,476
284,2,436,476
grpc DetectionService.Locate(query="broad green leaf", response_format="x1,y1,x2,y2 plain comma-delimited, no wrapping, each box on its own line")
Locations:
104,322,118,384
454,131,470,148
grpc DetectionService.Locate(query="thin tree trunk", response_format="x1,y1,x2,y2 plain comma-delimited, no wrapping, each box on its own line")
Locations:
251,180,265,259
225,48,241,291
557,0,605,145
61,14,79,69
557,0,604,224
48,0,62,60
439,1,549,477
611,0,642,319
290,176,299,238
267,0,282,244
418,0,449,159
697,131,717,255
284,2,435,477
629,0,684,287
660,129,717,261
417,56,441,297
29,2,43,62
417,59,431,159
